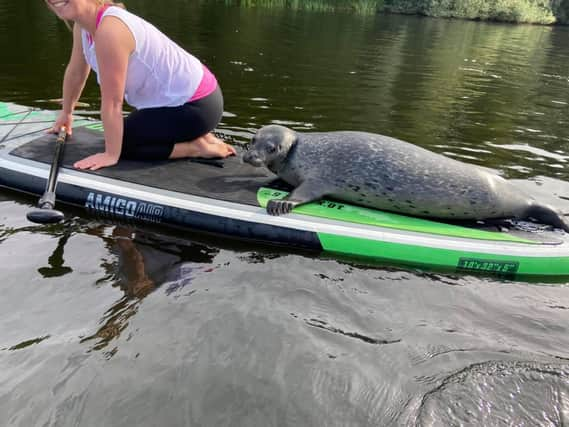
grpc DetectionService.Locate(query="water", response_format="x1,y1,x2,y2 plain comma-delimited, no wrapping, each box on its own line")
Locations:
1,2,568,426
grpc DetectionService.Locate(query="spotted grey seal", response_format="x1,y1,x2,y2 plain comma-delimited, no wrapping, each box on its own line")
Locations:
242,125,569,231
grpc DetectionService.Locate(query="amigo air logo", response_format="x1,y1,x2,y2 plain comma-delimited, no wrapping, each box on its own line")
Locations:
85,192,164,223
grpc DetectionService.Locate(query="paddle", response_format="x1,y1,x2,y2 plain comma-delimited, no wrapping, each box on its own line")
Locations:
26,127,68,224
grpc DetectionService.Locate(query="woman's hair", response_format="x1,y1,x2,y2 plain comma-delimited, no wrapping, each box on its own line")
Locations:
46,0,127,30
97,1,126,8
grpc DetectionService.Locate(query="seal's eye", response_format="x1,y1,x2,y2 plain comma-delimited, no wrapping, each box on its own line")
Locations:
267,145,277,154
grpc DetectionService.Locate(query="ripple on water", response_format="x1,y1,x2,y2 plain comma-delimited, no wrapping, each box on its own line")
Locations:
413,360,569,426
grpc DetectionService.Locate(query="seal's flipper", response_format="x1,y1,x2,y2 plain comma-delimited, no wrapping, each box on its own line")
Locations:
266,181,329,216
525,203,569,232
267,199,298,216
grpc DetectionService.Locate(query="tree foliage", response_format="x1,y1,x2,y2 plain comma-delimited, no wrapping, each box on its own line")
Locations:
216,0,569,23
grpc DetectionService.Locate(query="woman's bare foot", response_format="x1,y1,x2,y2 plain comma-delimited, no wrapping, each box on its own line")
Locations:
169,133,237,159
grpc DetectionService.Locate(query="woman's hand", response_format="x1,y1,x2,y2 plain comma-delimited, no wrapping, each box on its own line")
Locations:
48,111,74,136
74,152,119,171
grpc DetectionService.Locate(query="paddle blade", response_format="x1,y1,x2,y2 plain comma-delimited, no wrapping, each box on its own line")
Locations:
26,208,65,224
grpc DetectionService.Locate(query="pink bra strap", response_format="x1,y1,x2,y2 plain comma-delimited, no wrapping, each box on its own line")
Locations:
96,4,111,29
87,4,111,46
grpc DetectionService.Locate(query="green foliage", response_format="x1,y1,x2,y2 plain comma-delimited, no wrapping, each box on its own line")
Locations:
384,0,556,24
219,0,383,14
209,0,569,23
551,0,569,23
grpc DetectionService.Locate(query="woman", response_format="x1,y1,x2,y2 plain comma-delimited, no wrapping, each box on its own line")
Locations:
46,0,236,171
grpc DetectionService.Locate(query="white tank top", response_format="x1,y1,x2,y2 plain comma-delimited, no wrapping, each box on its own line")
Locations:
81,6,204,109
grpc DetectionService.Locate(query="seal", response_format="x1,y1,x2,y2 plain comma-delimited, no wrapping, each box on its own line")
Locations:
242,124,569,231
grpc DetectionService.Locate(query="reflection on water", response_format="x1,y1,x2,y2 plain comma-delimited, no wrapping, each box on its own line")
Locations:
37,231,73,278
1,0,569,425
72,224,220,355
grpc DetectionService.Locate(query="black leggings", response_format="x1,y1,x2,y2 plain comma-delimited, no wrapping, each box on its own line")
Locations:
121,85,223,160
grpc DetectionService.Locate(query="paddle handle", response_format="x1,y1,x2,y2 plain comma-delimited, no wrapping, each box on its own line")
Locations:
39,127,67,209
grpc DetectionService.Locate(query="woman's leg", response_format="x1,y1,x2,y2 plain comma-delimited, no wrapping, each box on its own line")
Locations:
122,86,235,161
169,132,235,159
169,86,235,159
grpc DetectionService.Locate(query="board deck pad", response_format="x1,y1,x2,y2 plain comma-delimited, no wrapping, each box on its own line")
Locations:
10,126,286,206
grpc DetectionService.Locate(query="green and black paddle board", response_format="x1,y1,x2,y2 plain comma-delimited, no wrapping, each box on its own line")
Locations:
1,101,567,279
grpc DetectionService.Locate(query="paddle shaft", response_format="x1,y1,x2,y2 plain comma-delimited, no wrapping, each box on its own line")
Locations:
38,127,67,209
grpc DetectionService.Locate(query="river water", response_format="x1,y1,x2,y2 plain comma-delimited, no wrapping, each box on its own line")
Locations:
1,2,568,426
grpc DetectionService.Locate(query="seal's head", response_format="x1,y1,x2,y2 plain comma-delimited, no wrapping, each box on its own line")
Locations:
243,125,298,174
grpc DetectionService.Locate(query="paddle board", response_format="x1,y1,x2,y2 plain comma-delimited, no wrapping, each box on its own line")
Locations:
0,101,567,279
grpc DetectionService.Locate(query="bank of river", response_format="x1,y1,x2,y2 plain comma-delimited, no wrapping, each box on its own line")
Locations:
215,0,569,24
